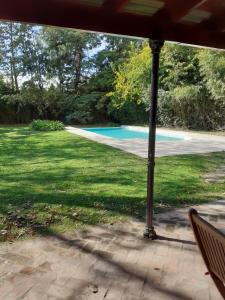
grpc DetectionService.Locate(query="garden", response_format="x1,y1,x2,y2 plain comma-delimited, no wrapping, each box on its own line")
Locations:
0,21,225,242
0,123,224,241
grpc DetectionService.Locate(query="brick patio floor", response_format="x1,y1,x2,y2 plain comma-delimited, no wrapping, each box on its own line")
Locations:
0,201,224,300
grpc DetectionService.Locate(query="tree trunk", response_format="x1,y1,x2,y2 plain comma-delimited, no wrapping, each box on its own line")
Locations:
73,46,83,92
9,23,19,92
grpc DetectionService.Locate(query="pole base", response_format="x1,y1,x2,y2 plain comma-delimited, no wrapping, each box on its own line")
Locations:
143,227,157,240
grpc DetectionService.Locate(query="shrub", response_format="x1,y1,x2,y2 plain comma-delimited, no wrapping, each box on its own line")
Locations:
158,85,225,130
65,92,102,125
30,120,64,131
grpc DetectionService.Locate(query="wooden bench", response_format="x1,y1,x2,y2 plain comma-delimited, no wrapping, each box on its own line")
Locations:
189,208,225,299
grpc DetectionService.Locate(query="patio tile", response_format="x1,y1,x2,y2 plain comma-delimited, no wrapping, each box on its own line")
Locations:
0,200,224,300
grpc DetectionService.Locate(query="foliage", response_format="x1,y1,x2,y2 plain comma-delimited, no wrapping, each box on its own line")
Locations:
0,22,22,91
160,43,201,90
84,36,139,123
112,42,150,107
109,42,150,123
0,76,13,97
108,101,148,124
43,27,100,92
65,92,104,124
0,20,225,129
30,119,64,131
197,49,225,102
158,85,225,130
112,42,225,129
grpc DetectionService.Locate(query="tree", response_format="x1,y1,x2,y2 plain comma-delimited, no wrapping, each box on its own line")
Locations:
87,35,138,121
112,41,225,129
111,41,150,107
0,22,22,91
19,24,46,90
0,20,224,129
160,43,201,90
198,49,225,102
43,27,100,93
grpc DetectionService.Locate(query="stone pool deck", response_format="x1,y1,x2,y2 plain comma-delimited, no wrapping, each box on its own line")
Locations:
66,126,225,158
0,200,224,300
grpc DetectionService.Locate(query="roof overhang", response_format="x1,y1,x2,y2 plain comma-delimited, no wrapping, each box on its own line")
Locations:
0,0,225,49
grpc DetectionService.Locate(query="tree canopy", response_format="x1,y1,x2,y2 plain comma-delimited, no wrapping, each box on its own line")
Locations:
111,42,225,129
0,21,225,130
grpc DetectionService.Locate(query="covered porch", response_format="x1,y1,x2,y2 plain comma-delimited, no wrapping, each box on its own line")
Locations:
0,0,225,299
1,0,225,238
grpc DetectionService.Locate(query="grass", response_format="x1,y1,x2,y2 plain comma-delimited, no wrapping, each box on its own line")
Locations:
0,126,225,241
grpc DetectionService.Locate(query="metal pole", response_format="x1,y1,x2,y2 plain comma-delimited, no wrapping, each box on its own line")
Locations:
144,39,164,239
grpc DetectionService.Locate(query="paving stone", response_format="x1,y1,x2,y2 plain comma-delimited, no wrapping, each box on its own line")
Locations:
104,282,127,300
1,276,35,300
0,200,224,300
22,288,50,300
47,284,74,299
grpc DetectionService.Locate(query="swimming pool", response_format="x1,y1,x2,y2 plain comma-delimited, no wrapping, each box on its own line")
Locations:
83,127,185,141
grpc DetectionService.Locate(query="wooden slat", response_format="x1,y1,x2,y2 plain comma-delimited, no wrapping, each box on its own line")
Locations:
197,0,225,32
218,242,225,277
199,226,215,269
123,0,164,16
150,0,203,23
211,235,224,278
101,0,130,12
181,9,211,24
216,240,225,278
190,209,225,287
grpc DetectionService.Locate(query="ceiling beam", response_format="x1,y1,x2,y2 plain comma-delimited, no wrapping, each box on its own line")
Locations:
203,11,225,32
151,0,203,23
0,0,224,49
101,0,130,13
145,0,206,41
197,0,225,32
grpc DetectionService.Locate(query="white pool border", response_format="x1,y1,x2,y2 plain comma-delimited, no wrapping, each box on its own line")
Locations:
66,126,225,158
67,125,191,142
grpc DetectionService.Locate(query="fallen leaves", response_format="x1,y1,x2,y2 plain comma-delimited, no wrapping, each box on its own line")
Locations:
0,201,57,241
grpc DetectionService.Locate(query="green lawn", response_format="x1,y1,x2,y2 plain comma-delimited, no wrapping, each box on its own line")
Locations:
0,126,224,241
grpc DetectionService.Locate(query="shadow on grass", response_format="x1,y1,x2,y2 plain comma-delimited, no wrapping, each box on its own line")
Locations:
0,126,225,239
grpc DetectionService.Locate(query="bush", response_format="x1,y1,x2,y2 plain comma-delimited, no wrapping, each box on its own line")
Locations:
65,92,103,125
108,101,148,124
30,120,64,131
158,85,225,130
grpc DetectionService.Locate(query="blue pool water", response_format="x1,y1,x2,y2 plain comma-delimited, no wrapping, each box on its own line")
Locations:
83,127,183,141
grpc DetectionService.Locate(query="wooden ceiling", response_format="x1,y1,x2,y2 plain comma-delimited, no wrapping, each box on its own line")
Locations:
0,0,225,49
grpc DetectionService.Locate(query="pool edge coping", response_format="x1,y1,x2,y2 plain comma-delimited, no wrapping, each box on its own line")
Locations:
68,125,191,142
